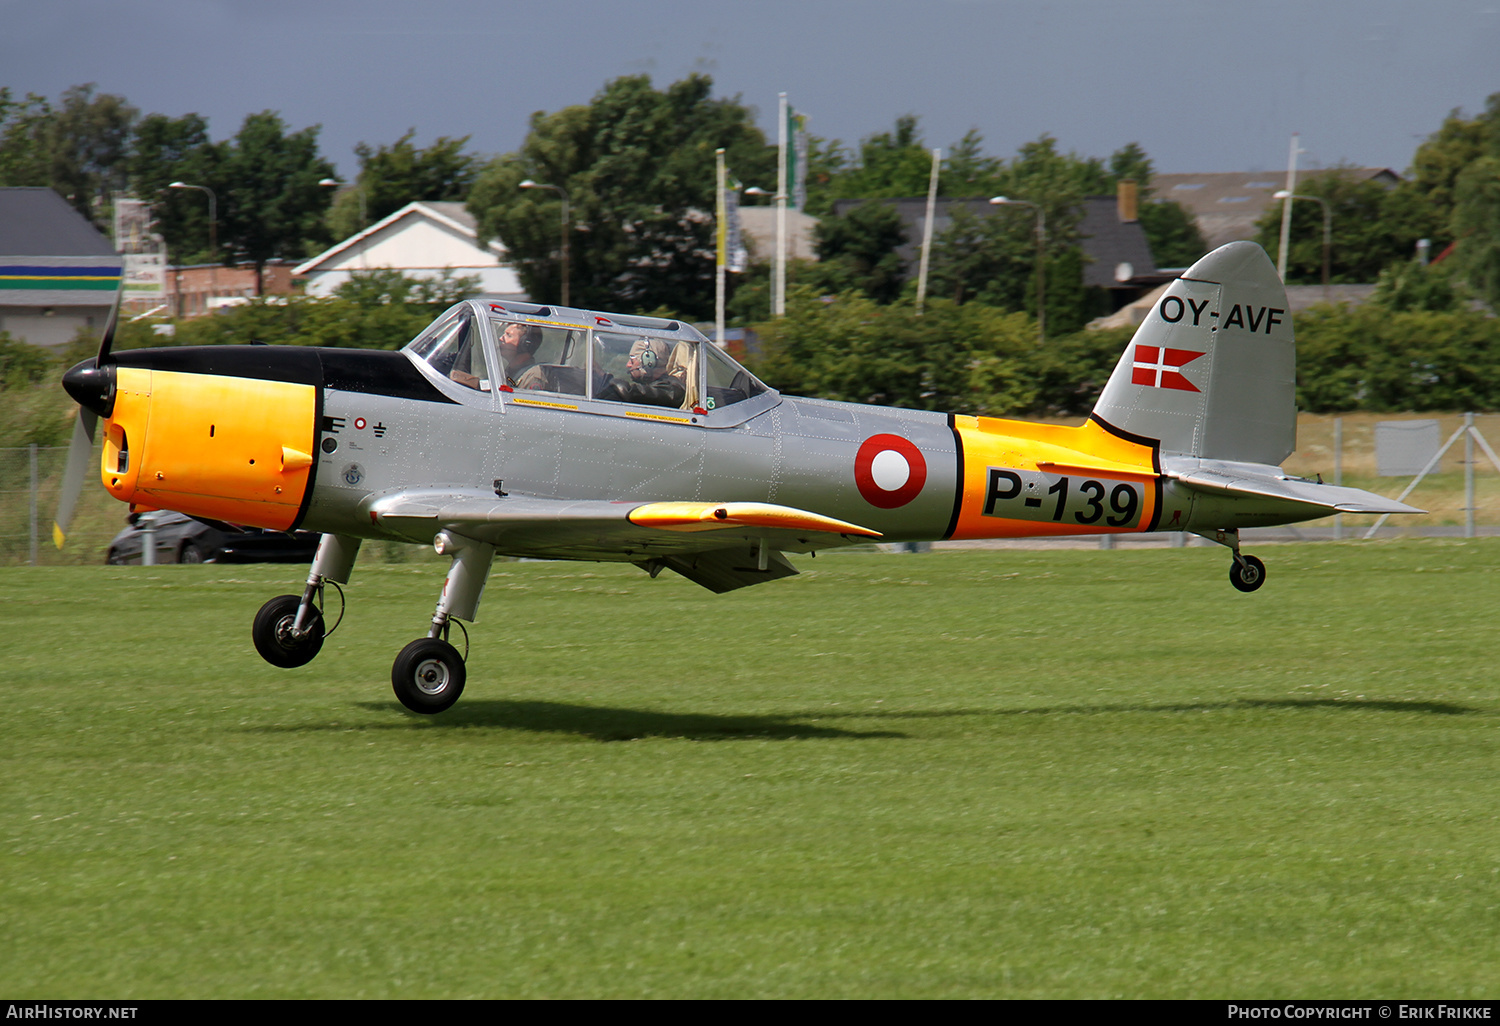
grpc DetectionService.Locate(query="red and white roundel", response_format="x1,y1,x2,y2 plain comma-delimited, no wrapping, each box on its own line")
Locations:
354,417,367,430
855,434,927,509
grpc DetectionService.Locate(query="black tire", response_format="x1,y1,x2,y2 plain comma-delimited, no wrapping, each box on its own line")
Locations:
179,542,208,564
391,638,466,714
106,548,127,566
1229,554,1266,593
252,594,325,668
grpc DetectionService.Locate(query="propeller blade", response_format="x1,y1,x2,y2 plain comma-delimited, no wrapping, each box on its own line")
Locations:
96,282,124,365
53,408,99,550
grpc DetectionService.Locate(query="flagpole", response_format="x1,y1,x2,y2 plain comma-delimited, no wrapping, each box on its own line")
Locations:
915,147,940,314
715,148,726,346
775,92,787,317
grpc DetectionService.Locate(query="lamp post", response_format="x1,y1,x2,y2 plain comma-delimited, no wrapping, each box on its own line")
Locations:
744,186,778,317
745,184,787,315
520,179,570,307
318,177,370,277
168,181,216,259
318,177,367,226
990,195,1046,341
169,181,217,315
1274,189,1332,303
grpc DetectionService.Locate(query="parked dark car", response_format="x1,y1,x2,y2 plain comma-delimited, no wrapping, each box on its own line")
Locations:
105,511,321,565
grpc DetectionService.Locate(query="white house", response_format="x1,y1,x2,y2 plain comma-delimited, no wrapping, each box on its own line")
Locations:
295,201,525,298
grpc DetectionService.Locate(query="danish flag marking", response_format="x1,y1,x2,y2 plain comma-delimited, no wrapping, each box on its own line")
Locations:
1131,345,1203,393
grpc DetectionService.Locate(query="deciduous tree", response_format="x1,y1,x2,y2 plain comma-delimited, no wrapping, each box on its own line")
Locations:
468,74,774,317
329,131,481,239
216,112,337,293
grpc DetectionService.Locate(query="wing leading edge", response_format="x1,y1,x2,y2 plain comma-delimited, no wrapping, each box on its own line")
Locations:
363,490,882,593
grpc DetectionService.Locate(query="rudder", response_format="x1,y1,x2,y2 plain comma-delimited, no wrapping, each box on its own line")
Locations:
1091,241,1295,465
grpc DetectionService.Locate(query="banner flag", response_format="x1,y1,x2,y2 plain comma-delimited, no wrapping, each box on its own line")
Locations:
790,110,808,212
726,180,748,273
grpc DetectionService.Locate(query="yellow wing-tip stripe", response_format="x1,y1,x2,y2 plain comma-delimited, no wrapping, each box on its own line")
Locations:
629,501,882,537
1035,459,1157,480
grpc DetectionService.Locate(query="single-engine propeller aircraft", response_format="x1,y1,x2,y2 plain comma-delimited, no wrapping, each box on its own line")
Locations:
59,241,1422,713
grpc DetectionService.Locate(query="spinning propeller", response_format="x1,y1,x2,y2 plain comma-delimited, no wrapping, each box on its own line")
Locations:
55,285,124,549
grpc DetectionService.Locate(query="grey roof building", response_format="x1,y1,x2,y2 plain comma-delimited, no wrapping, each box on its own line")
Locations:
1149,168,1400,251
0,187,122,350
832,189,1169,306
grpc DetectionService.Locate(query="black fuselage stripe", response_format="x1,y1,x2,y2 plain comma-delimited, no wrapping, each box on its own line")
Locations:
1089,412,1163,475
110,346,459,404
290,385,323,532
944,413,965,540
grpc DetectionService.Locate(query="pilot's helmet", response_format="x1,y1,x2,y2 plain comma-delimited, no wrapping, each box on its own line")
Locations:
503,322,544,356
515,324,544,355
627,338,671,378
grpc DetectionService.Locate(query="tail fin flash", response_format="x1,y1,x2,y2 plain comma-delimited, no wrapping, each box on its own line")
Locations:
1092,241,1294,465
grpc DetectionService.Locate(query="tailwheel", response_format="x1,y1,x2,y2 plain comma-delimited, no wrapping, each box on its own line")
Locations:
252,594,325,668
1229,554,1266,593
391,637,466,714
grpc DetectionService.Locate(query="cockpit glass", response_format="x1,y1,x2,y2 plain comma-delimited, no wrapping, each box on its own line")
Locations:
411,308,489,391
491,317,590,396
702,341,766,411
592,331,698,410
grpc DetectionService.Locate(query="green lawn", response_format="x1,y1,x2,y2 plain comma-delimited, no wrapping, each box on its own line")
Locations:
3,541,1498,998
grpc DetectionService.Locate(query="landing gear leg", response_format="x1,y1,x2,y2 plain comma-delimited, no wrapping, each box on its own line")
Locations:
252,534,361,667
1194,527,1266,593
391,531,494,714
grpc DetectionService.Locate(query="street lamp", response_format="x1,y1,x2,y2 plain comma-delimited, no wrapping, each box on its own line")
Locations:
169,181,217,315
990,196,1046,342
519,179,570,307
168,181,216,260
1274,189,1332,303
318,176,368,226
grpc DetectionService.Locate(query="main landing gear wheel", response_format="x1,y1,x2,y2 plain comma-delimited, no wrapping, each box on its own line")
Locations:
252,594,325,668
391,638,466,714
1229,555,1267,593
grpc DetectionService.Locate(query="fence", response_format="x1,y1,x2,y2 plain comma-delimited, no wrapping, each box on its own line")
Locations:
0,445,68,565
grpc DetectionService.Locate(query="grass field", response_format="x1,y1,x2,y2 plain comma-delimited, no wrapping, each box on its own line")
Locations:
3,542,1499,998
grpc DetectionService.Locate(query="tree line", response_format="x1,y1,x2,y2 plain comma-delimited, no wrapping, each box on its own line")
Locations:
5,77,1497,315
0,76,1204,320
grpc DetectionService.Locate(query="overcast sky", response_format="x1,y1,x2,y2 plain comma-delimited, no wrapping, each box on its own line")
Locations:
4,0,1498,180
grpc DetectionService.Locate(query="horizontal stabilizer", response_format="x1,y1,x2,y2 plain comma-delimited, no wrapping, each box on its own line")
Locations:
1165,457,1425,516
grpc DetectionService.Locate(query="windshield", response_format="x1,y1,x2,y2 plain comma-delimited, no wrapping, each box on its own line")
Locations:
409,307,489,391
410,303,770,412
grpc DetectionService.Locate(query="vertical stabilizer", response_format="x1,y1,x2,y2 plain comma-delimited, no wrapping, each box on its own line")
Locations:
1092,241,1295,465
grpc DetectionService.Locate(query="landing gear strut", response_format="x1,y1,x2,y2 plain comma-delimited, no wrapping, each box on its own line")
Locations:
1194,527,1267,593
390,530,494,714
252,534,360,668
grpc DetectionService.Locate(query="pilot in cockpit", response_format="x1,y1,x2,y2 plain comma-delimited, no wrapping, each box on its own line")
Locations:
498,322,546,388
597,337,686,408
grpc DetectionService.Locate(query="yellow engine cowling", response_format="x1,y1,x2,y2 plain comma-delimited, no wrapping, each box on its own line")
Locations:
102,367,317,530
